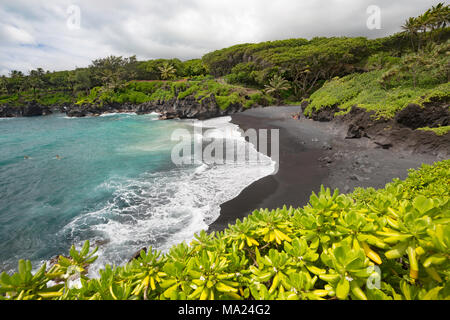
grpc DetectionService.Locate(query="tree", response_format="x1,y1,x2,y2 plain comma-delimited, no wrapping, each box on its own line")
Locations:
73,69,93,95
8,70,26,94
28,68,46,98
401,17,420,51
402,3,450,51
49,71,70,92
0,76,7,95
264,75,291,99
89,55,137,89
428,41,450,83
158,62,177,80
401,51,431,88
182,59,208,78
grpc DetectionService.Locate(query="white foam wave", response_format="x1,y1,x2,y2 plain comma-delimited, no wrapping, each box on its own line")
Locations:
99,112,137,117
59,116,275,276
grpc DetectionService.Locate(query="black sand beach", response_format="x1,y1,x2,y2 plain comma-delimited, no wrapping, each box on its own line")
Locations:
207,106,439,232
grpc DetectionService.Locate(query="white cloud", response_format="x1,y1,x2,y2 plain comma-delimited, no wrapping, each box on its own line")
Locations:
1,24,35,44
0,0,444,75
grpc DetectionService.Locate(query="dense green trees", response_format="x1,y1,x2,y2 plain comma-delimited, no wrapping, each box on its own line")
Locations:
202,36,378,99
139,58,208,80
28,68,46,98
401,3,449,51
0,3,448,108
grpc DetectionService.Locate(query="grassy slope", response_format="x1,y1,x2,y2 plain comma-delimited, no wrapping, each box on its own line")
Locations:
304,72,450,119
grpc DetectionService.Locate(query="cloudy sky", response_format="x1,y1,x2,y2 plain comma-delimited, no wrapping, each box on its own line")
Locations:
0,0,444,75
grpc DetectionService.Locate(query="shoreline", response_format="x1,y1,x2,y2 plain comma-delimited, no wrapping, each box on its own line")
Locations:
207,106,441,233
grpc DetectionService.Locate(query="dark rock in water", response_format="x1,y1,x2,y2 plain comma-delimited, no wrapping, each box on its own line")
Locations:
0,104,18,117
63,94,248,120
21,101,48,116
129,247,147,262
155,94,244,120
2,94,257,121
94,239,110,247
0,101,51,117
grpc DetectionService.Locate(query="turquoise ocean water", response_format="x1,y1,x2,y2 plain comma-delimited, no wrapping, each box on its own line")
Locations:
0,113,273,274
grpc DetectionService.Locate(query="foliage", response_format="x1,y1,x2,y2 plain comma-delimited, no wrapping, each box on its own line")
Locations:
158,62,177,80
304,40,450,119
1,4,448,110
264,75,291,99
204,37,378,99
365,52,401,71
1,160,449,300
77,79,272,110
89,55,138,90
417,126,450,136
401,3,449,51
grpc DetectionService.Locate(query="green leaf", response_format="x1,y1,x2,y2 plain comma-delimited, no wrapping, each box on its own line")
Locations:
422,287,442,300
336,278,350,300
413,196,434,214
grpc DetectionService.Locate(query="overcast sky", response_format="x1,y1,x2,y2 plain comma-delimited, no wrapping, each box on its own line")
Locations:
0,0,444,75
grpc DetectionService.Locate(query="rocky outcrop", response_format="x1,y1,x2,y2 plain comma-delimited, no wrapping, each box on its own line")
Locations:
155,95,244,120
1,94,251,120
65,102,138,117
309,105,340,122
395,103,449,129
304,103,450,157
0,101,52,117
64,94,246,120
128,248,147,262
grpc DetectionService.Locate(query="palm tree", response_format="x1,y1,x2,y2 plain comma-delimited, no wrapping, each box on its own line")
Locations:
158,62,176,80
264,75,291,99
0,76,7,95
429,3,449,29
428,3,450,41
401,17,419,51
28,68,45,98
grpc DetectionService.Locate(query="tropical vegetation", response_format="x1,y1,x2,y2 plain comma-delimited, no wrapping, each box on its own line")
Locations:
1,4,448,116
1,160,449,300
0,4,449,301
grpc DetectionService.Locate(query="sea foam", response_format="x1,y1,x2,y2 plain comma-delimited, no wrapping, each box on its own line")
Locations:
59,116,275,276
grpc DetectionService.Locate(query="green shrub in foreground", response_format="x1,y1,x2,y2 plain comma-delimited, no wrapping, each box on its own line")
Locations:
0,160,449,300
